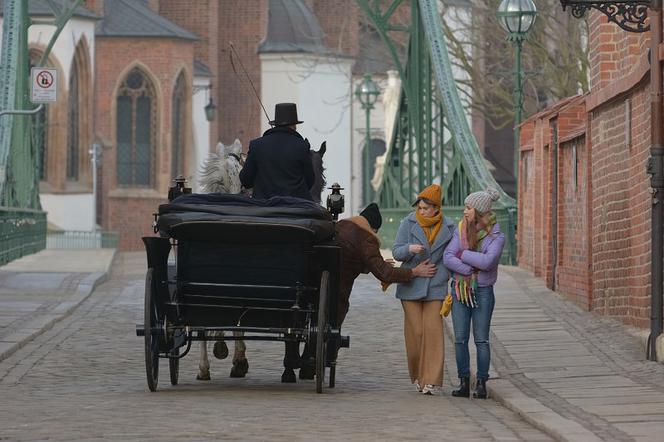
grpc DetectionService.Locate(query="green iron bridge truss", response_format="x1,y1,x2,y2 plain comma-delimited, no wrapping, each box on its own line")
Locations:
0,0,83,264
357,0,517,263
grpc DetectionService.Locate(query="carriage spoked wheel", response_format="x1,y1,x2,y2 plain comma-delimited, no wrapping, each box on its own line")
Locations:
144,268,161,392
169,348,179,386
315,270,330,393
167,319,179,386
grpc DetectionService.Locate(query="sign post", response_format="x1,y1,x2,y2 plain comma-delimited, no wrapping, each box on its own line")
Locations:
30,67,57,103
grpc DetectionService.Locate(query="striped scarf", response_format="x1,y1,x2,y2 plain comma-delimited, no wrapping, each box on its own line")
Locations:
452,212,496,308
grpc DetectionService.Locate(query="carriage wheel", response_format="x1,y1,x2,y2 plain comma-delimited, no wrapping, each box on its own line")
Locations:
144,268,160,392
169,349,179,385
316,270,329,393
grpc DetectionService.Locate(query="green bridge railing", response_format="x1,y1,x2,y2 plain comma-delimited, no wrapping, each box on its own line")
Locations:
0,207,46,265
378,206,517,265
47,230,118,249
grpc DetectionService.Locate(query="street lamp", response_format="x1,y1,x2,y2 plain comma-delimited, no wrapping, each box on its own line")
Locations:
559,0,662,361
497,0,538,196
355,73,380,206
204,98,217,123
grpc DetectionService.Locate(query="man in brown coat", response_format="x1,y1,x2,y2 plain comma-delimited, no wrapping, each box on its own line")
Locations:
292,203,437,381
335,202,437,324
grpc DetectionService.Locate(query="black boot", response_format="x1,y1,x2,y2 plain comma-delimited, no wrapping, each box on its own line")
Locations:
473,378,487,399
451,377,470,398
281,368,296,383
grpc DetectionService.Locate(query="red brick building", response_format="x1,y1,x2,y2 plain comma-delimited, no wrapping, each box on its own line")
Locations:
83,0,359,250
518,12,655,328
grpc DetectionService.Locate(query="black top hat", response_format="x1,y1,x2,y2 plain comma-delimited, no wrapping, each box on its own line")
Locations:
270,103,303,127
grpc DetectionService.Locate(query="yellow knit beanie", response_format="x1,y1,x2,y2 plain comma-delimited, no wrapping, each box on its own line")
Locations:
412,184,442,207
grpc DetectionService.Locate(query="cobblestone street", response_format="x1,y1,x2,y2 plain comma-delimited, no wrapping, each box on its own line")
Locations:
0,253,551,441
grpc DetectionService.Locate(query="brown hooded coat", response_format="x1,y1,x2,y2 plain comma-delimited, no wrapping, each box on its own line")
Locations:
335,216,414,324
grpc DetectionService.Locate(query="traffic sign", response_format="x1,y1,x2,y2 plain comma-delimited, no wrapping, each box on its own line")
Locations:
31,67,58,103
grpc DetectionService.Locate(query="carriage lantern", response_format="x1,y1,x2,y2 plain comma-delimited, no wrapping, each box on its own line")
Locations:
326,183,345,220
168,175,192,202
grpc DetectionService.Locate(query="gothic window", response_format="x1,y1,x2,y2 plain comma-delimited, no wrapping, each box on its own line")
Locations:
67,64,80,181
171,73,186,179
116,68,155,187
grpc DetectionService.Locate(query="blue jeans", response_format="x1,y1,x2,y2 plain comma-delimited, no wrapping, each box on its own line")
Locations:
451,285,495,380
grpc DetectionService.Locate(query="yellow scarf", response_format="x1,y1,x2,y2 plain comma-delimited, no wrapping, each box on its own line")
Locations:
416,210,442,245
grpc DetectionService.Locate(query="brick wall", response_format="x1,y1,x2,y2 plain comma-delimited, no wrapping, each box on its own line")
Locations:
589,86,651,327
95,37,194,250
519,11,658,328
312,0,359,56
217,0,268,144
158,0,220,146
519,96,591,311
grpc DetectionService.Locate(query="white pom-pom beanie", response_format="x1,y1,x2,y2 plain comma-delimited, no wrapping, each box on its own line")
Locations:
464,187,500,214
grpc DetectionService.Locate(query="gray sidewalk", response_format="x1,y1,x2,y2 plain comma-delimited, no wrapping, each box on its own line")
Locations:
478,266,664,442
0,249,116,362
2,248,664,441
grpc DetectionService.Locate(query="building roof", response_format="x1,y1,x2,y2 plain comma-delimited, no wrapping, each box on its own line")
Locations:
258,0,328,54
96,0,197,41
194,59,212,78
0,0,98,20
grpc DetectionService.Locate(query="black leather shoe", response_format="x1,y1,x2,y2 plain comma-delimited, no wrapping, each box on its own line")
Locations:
299,360,315,380
281,368,296,383
473,378,487,399
451,377,470,398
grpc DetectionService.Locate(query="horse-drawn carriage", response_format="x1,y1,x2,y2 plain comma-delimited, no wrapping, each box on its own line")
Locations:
136,178,348,393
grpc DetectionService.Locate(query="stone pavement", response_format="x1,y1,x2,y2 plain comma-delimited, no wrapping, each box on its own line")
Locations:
481,266,664,442
0,249,116,362
1,249,664,441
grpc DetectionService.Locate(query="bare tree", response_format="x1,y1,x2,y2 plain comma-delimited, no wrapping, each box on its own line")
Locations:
442,0,589,130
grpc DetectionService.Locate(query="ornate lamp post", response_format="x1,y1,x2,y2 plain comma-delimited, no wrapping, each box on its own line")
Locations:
497,0,538,195
355,73,380,205
559,0,663,361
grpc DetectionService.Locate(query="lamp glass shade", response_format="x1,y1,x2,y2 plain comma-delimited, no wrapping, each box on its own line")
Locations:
497,0,537,35
204,99,216,122
355,74,380,108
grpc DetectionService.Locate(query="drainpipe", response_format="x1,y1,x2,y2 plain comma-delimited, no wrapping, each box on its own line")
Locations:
648,0,664,362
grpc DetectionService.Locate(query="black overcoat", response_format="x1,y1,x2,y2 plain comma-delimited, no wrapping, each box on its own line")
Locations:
239,126,315,200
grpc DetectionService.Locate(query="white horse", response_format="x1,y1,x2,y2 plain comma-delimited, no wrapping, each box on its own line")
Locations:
196,139,249,380
196,138,327,381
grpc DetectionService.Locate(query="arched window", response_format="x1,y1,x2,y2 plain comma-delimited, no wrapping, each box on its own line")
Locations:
171,72,186,178
67,62,80,181
116,68,155,187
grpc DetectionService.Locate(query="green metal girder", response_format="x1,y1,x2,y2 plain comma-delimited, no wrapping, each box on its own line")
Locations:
356,0,517,262
0,0,83,264
0,0,83,208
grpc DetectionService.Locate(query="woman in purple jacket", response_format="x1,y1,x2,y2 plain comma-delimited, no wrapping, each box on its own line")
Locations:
443,188,504,399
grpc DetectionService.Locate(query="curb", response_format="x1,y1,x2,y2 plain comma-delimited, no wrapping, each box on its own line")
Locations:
442,316,600,442
0,254,114,363
487,379,603,442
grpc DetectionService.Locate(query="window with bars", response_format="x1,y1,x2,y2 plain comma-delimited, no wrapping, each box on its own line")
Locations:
67,64,80,181
116,68,155,187
171,73,186,179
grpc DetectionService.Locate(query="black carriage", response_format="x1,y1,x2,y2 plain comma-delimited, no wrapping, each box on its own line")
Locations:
136,179,348,393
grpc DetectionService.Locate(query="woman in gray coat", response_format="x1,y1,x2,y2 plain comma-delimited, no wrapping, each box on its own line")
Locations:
392,184,455,394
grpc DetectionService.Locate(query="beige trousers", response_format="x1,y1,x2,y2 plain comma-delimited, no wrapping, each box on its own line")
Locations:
401,300,444,386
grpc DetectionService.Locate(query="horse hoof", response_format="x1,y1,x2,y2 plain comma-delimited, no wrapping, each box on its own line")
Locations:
281,368,296,383
230,359,249,378
213,341,229,360
299,364,315,380
196,373,211,381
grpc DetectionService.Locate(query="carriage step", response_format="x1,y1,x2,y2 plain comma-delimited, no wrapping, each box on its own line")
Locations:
136,324,145,336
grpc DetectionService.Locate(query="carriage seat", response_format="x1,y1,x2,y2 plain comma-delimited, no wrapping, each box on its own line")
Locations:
156,193,334,245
